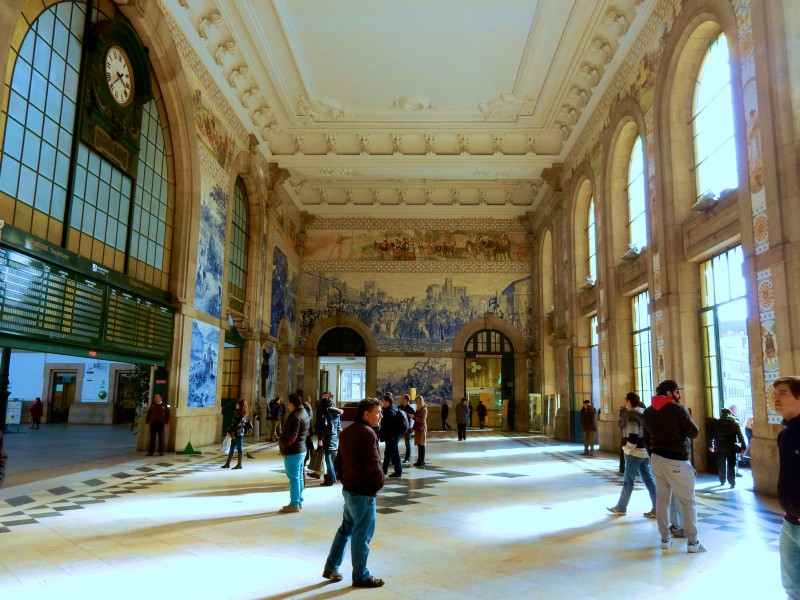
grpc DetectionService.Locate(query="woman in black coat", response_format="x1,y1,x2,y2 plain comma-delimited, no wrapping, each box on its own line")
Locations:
222,399,249,470
318,399,343,486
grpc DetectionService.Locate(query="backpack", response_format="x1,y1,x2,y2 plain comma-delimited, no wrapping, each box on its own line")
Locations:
395,408,409,434
243,419,253,435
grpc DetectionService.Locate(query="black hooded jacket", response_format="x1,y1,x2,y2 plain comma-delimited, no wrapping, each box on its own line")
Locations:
643,395,699,461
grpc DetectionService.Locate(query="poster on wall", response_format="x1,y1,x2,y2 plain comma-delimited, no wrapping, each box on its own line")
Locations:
188,319,219,408
300,271,530,352
194,185,227,318
377,357,452,405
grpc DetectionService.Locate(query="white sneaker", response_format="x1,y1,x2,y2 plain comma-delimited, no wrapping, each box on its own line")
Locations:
687,540,707,553
660,538,673,549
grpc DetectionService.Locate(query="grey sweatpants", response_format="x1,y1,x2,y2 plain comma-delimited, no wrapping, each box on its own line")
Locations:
650,453,699,543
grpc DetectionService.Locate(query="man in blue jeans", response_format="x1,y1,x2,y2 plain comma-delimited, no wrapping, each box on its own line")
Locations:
773,376,800,599
278,393,309,514
322,397,385,588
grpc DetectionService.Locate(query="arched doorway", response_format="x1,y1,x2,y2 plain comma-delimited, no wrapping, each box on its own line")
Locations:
464,329,516,429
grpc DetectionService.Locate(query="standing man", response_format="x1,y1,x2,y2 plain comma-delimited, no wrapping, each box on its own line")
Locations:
709,408,746,488
399,394,415,464
379,394,404,478
643,379,705,553
145,393,170,456
580,399,597,456
322,397,385,588
278,393,309,513
29,397,43,429
455,397,470,441
476,400,487,429
773,376,800,599
440,399,452,431
267,396,284,442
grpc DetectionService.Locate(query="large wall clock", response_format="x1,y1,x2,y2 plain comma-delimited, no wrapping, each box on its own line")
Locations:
104,45,134,106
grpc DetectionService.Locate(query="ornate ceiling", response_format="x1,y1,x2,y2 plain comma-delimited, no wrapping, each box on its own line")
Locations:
164,0,653,218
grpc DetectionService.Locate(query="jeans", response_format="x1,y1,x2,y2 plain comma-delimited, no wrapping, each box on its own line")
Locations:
324,450,336,483
613,454,656,511
283,453,305,508
231,435,243,452
716,449,737,485
583,430,595,453
781,520,800,599
403,431,412,461
267,419,281,441
382,436,402,475
325,491,377,583
651,453,698,542
148,423,165,454
457,424,467,441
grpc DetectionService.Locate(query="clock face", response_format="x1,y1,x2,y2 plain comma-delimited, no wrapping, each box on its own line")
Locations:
104,45,133,106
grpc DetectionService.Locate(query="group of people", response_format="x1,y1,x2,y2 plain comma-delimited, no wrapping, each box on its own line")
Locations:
441,397,488,438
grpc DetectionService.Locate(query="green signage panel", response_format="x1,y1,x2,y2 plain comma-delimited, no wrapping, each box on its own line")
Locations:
0,247,106,346
105,287,173,357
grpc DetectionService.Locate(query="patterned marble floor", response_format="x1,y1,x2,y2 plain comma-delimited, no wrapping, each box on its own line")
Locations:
0,430,785,599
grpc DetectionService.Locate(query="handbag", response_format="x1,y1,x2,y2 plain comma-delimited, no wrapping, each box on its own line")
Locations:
308,448,324,473
220,435,231,454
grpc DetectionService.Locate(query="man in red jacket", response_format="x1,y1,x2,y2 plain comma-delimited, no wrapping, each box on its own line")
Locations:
322,397,385,588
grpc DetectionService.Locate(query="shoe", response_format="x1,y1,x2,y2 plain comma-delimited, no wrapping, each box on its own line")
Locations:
389,472,402,478
412,462,421,467
687,540,707,553
643,509,656,519
220,464,230,469
661,538,673,549
719,480,725,486
352,576,385,588
589,452,594,456
308,472,321,479
607,507,626,515
735,472,743,478
669,525,686,538
232,465,242,470
278,505,300,513
320,482,334,487
729,482,735,488
322,569,343,582
403,459,410,464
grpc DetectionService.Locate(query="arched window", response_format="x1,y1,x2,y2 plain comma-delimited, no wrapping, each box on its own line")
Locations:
0,2,173,287
228,177,249,300
632,291,653,401
627,136,647,251
693,33,738,201
587,197,597,283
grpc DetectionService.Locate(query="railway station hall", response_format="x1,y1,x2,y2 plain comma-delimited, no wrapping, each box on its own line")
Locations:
0,0,799,598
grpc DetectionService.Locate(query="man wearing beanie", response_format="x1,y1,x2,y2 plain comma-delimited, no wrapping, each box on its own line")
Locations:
643,379,706,553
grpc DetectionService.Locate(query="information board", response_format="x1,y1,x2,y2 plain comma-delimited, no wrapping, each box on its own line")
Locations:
105,288,174,357
5,399,22,425
0,247,105,346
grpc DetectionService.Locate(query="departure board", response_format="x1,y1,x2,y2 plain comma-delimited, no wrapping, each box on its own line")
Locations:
105,288,173,357
0,247,106,346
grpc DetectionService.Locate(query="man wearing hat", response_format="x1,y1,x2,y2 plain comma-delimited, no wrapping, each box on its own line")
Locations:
708,407,746,488
643,380,706,553
579,399,597,456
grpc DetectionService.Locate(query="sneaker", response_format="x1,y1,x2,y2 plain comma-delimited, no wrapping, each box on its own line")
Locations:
661,538,673,549
352,576,385,588
278,505,300,514
388,472,402,478
322,569,343,582
607,507,626,515
669,525,686,538
687,540,707,553
643,509,657,519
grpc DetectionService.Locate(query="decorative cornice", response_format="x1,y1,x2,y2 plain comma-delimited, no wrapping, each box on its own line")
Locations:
478,93,537,121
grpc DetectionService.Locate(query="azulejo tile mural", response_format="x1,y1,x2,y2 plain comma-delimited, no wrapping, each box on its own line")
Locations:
194,184,227,318
377,358,452,406
270,247,298,340
188,319,219,408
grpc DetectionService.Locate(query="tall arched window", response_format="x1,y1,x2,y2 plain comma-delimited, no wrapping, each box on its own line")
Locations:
627,136,647,251
693,33,738,201
0,2,173,287
587,197,597,283
228,177,249,300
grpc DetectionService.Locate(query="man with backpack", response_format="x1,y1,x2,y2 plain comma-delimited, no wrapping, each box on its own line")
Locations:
267,397,284,442
379,393,407,478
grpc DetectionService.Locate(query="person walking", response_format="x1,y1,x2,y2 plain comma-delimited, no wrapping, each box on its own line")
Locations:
322,397,385,588
580,400,597,456
440,399,452,431
145,393,170,456
617,403,629,473
608,393,656,517
413,395,428,467
399,394,415,464
476,400,487,429
317,394,343,486
278,393,310,513
221,399,250,470
643,379,706,553
709,407,746,487
267,396,284,442
29,397,43,429
772,376,800,599
380,394,405,478
455,397,470,441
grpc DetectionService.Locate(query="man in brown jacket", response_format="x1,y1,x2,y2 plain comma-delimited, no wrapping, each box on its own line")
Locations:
322,397,385,588
146,393,170,456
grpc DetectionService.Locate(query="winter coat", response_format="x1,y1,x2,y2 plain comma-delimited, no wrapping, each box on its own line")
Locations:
455,401,470,425
414,405,428,445
320,410,341,452
579,406,597,432
335,418,385,497
279,406,309,456
267,399,283,420
711,414,746,452
146,401,170,426
622,406,648,458
380,403,405,440
227,411,247,438
477,403,487,419
29,399,43,419
441,402,449,421
399,403,415,432
643,395,699,461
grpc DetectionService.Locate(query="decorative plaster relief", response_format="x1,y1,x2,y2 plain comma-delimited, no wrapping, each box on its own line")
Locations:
389,95,437,111
196,10,222,40
295,94,350,121
320,168,357,178
478,92,537,121
214,38,237,65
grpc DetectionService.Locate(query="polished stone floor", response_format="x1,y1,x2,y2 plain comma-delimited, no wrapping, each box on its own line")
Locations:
0,427,785,599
